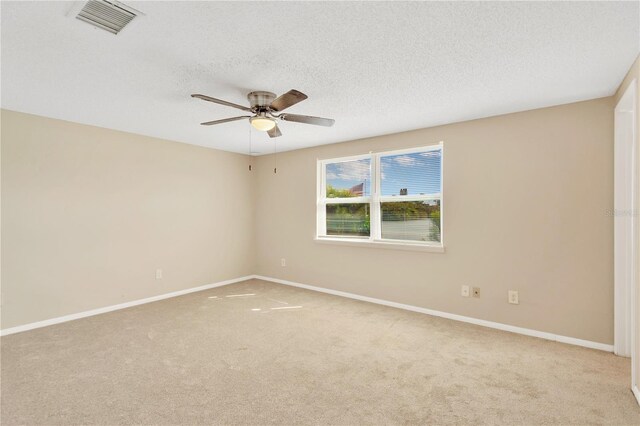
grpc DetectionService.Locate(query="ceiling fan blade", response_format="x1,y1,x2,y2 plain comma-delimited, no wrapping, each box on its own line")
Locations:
269,89,308,112
280,113,335,127
200,116,250,126
192,94,253,112
267,124,282,138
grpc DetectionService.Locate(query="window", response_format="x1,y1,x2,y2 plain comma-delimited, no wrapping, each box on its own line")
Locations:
317,144,443,249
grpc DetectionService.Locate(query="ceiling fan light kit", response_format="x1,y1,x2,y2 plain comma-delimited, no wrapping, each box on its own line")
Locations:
250,116,276,132
191,89,334,138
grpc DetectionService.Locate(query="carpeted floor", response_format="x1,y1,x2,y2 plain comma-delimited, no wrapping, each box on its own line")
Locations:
1,279,639,425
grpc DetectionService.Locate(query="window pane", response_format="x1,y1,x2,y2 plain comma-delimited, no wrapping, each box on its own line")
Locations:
325,159,371,198
381,200,440,242
380,150,441,196
326,203,370,237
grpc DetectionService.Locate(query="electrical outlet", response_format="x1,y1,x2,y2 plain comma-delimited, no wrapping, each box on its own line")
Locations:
508,290,519,304
461,285,470,297
156,269,163,280
472,287,480,298
281,258,286,267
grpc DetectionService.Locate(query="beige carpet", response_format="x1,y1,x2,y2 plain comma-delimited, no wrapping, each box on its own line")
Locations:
1,279,639,425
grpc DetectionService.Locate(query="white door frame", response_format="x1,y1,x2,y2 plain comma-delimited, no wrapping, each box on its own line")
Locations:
614,79,637,397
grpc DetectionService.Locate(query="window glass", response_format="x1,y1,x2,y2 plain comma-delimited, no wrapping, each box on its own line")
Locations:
326,203,370,237
325,159,371,198
380,150,441,196
318,146,443,246
381,200,441,242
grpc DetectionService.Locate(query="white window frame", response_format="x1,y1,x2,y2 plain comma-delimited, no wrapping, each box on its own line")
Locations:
316,142,444,252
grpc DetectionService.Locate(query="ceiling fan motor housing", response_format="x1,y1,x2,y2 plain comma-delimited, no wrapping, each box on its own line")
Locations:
248,91,276,110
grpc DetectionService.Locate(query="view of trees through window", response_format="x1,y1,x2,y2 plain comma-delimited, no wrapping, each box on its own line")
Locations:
326,203,370,237
321,147,442,244
381,200,440,242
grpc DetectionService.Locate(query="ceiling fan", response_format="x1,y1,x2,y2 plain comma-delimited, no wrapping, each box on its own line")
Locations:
191,90,334,138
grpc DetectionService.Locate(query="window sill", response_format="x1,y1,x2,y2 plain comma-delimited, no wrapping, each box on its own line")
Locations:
314,237,445,253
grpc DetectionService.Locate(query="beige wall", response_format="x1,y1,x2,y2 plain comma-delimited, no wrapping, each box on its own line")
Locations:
614,54,640,395
254,97,615,344
1,109,255,329
0,97,620,347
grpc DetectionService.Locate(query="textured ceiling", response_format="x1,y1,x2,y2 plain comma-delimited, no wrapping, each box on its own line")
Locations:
1,1,638,154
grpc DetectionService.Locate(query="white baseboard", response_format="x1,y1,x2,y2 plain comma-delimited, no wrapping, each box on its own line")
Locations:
1,274,616,354
252,275,614,353
633,385,640,406
0,275,254,337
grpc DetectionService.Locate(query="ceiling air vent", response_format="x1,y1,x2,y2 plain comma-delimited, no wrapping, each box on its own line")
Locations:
76,0,137,35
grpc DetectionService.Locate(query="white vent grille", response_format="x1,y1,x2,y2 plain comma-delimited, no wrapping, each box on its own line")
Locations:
76,0,136,35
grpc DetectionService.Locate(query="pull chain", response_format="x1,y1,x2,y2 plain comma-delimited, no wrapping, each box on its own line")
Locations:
273,130,277,174
248,126,252,171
